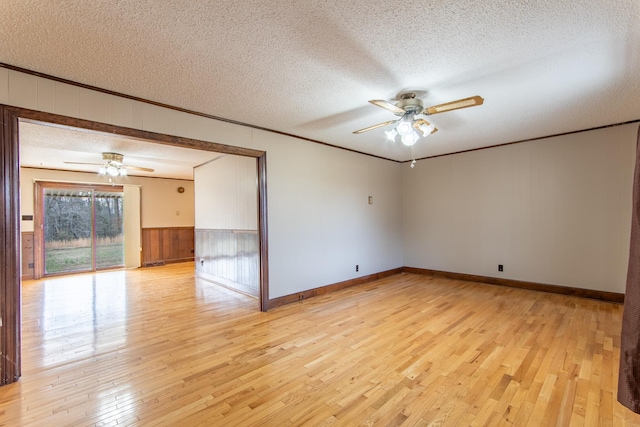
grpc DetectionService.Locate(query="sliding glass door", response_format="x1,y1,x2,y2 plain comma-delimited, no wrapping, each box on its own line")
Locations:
38,183,124,276
94,192,124,269
43,188,94,274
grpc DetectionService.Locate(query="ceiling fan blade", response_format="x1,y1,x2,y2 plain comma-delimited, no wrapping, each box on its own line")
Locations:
123,165,155,173
63,161,103,166
353,120,397,134
369,100,406,114
65,160,154,173
424,96,484,115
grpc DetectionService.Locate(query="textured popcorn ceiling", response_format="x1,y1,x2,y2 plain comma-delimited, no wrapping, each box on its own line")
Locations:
2,0,640,164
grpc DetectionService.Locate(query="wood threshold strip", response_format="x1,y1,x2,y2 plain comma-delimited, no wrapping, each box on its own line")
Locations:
268,266,624,309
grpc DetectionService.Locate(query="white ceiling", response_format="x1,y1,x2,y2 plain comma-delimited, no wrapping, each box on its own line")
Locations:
19,121,222,180
2,1,640,162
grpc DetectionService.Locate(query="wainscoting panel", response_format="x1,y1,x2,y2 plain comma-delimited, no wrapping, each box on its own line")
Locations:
195,229,259,296
141,227,194,266
21,232,34,280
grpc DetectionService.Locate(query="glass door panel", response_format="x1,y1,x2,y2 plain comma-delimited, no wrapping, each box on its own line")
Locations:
44,188,94,275
95,192,124,269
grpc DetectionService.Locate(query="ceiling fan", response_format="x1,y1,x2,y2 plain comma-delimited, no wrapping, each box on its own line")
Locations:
64,152,154,176
353,93,484,146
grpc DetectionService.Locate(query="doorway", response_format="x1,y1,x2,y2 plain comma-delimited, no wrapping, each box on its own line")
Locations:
35,182,125,277
0,104,270,385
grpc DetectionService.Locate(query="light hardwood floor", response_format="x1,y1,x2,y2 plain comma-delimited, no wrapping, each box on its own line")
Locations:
1,262,639,426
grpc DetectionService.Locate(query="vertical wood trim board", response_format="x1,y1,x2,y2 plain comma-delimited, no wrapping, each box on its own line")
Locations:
0,105,21,384
258,154,269,311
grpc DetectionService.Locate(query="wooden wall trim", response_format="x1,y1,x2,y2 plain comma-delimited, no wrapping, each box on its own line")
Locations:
267,264,625,311
408,119,640,163
143,226,195,231
403,267,625,303
0,105,22,384
13,107,264,158
194,228,258,233
267,268,404,310
3,63,640,165
0,63,394,163
258,154,269,312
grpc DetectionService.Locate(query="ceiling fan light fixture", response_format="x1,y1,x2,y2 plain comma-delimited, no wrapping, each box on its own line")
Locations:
106,164,120,176
396,121,412,136
418,122,435,137
401,132,418,146
354,93,483,148
385,128,398,141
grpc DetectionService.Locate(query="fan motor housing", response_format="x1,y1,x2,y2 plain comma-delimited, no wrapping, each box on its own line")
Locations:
395,93,424,115
103,152,124,164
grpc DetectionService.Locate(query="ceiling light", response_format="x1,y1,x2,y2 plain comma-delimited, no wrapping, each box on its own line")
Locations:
106,165,120,176
396,113,415,136
385,128,398,141
396,121,413,136
401,132,418,146
418,122,435,137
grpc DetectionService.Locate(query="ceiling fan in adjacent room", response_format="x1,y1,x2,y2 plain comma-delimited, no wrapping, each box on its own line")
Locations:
353,93,484,146
64,152,154,177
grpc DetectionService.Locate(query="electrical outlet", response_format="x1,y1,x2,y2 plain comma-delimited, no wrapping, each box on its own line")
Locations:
356,265,359,272
498,264,503,272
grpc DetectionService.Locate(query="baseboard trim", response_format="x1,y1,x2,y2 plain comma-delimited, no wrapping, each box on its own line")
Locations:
266,265,624,311
267,267,404,310
403,267,625,303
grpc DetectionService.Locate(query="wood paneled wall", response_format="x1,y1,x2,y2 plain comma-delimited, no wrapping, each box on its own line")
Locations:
195,229,259,296
141,227,194,266
21,232,34,280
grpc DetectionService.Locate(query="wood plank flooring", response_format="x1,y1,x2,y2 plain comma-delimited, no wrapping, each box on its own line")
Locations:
1,262,639,426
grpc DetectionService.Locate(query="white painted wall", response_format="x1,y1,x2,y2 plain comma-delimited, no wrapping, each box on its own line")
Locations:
264,132,403,295
123,185,141,268
4,70,404,299
402,123,637,293
194,155,257,230
20,167,195,231
9,68,631,297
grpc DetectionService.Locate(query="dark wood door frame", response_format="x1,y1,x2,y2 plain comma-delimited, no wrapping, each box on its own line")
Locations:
0,105,270,385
